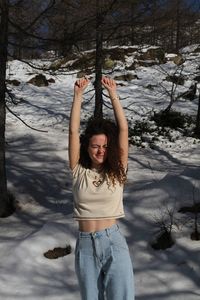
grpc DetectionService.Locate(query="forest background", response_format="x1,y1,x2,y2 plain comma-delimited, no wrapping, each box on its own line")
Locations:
0,0,200,225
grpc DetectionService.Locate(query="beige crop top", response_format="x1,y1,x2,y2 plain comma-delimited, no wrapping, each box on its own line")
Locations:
72,164,125,220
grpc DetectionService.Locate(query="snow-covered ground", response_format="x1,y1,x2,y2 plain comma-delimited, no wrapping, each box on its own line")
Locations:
1,46,200,299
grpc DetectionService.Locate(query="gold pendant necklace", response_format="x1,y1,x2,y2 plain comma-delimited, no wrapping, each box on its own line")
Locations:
92,178,103,187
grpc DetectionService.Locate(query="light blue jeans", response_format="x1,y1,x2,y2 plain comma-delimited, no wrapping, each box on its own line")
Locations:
75,224,135,300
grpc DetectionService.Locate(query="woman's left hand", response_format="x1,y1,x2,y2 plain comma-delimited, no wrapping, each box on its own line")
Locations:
101,76,117,94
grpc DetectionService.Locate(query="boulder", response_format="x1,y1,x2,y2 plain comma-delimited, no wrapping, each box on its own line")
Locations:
114,73,138,81
48,78,55,83
173,54,185,65
126,62,136,70
69,52,95,70
104,47,138,62
136,60,159,67
194,75,200,82
136,47,166,63
28,74,49,87
77,69,92,78
6,79,21,86
193,45,200,53
103,57,116,69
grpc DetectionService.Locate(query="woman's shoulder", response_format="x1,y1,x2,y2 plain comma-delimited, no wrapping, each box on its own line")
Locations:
71,163,86,178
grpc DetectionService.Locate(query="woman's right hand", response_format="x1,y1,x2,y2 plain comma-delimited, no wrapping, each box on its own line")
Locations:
74,77,90,95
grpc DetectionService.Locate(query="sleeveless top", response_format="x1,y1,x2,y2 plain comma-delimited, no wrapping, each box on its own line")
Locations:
72,164,125,220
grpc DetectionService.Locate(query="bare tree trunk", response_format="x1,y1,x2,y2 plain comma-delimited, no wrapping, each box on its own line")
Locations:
151,0,157,45
0,0,14,217
195,90,200,137
94,0,103,118
175,0,181,52
130,2,135,45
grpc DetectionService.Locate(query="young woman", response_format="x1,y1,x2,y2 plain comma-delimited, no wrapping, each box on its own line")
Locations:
68,76,134,300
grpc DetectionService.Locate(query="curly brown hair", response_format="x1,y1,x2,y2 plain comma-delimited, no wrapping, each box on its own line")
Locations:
79,117,127,185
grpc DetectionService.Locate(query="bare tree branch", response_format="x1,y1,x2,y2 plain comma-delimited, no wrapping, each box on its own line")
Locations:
6,104,48,133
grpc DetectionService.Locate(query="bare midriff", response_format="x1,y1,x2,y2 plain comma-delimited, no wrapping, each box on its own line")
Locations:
78,219,117,232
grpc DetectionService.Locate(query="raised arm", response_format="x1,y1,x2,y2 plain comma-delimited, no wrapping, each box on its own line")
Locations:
68,77,90,170
101,76,129,169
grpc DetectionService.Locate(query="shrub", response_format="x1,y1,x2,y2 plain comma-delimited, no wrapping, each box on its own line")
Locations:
129,119,152,137
152,110,193,130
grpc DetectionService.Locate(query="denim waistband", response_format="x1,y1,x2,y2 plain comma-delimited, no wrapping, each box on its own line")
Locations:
78,223,119,238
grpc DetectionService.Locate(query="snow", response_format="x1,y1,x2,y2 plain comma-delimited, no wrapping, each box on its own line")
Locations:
180,44,200,54
1,47,200,299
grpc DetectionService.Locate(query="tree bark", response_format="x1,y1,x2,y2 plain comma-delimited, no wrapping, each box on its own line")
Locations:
175,0,181,52
0,0,14,217
94,0,103,119
195,90,200,137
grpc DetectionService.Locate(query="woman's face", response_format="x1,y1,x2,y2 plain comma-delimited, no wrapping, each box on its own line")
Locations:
88,134,108,168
